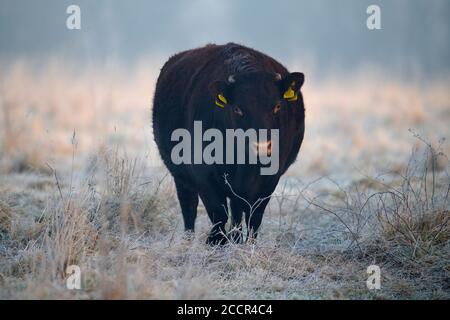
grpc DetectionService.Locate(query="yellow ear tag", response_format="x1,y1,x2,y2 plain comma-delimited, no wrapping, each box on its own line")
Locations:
215,93,227,108
283,87,298,101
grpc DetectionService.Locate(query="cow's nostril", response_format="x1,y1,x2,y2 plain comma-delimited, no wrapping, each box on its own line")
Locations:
273,103,281,114
253,140,272,156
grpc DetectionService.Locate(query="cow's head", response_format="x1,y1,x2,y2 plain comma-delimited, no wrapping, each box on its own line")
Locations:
208,71,304,156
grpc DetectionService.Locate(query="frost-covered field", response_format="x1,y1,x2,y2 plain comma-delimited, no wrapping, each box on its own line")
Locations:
0,61,449,299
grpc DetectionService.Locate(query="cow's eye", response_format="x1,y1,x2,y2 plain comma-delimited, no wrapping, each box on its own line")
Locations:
273,103,282,114
233,106,243,117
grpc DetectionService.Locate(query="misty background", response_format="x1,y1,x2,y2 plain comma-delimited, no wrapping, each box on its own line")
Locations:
1,1,450,301
0,0,449,79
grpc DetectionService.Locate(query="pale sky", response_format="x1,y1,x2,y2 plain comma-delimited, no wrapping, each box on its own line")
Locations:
0,0,448,77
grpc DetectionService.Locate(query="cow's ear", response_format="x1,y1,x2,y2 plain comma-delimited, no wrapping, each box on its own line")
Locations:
279,72,304,102
208,80,230,108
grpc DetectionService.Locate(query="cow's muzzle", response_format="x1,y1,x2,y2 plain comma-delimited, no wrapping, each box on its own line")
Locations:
253,140,272,157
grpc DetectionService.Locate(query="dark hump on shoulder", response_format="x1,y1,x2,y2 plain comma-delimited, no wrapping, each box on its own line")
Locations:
219,43,288,75
160,43,288,79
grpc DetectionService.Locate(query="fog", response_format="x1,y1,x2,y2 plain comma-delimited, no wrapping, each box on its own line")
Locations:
0,0,449,78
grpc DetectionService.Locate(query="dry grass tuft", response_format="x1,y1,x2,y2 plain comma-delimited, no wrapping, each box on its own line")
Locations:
0,199,12,237
97,147,177,234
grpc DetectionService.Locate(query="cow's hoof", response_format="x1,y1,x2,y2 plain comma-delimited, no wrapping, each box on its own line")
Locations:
206,232,228,246
182,230,195,241
246,236,258,245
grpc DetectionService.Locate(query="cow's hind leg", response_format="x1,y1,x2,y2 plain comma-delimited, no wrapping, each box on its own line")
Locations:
199,190,229,246
174,178,199,235
229,199,244,243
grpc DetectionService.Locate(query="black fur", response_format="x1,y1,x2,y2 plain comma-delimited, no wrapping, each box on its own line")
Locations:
152,43,305,245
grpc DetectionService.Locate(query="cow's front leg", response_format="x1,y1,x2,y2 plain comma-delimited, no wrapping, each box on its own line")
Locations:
245,197,270,242
228,198,245,243
199,189,229,246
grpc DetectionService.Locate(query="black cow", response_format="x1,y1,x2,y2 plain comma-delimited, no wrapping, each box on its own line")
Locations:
152,43,305,245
